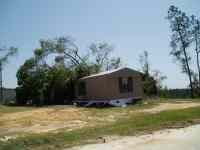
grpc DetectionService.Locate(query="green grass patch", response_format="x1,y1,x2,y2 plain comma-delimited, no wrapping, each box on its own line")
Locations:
1,106,200,150
0,105,35,114
87,99,157,116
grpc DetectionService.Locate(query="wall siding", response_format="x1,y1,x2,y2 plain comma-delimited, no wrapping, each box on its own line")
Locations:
76,68,143,100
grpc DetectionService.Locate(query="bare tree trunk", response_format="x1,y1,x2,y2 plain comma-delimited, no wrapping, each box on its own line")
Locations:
195,35,200,87
178,28,194,98
183,48,194,98
195,21,200,88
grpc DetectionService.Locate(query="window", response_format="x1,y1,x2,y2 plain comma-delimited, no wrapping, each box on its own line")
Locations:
119,77,133,93
122,78,128,91
78,82,86,96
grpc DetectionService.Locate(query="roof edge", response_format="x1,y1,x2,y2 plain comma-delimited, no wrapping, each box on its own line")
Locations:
80,67,141,80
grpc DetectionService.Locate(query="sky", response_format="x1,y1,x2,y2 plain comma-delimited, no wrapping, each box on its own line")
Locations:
0,0,200,89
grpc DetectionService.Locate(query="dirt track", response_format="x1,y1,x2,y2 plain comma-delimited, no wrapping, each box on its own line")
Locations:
139,102,200,113
67,124,200,150
0,101,200,136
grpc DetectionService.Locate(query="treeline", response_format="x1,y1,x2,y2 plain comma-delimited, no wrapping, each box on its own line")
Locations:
159,88,192,99
0,88,16,103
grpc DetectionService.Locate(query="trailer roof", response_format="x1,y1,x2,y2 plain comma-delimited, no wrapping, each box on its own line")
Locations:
80,67,141,80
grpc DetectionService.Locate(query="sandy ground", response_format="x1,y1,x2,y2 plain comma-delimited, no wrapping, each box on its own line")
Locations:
0,101,200,136
0,106,90,135
67,124,200,150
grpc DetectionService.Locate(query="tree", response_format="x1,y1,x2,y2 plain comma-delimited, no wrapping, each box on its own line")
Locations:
16,58,36,105
167,5,194,98
107,57,122,70
16,57,49,105
39,37,86,66
139,51,157,96
44,65,73,104
152,70,167,91
139,51,167,96
89,42,122,71
0,46,17,102
139,50,150,75
89,42,113,71
16,58,71,105
191,15,200,88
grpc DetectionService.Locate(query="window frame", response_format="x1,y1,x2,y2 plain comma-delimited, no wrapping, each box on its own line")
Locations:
119,77,133,93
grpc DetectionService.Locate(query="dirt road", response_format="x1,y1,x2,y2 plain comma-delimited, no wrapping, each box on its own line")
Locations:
68,124,200,150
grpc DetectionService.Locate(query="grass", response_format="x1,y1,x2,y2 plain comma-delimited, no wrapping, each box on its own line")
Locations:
158,97,200,102
87,99,157,117
1,105,200,150
0,105,35,114
0,97,197,115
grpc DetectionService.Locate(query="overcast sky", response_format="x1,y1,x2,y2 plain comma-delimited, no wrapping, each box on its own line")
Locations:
0,0,200,88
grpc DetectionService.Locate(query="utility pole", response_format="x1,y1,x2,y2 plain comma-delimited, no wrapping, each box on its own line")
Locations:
0,62,3,103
